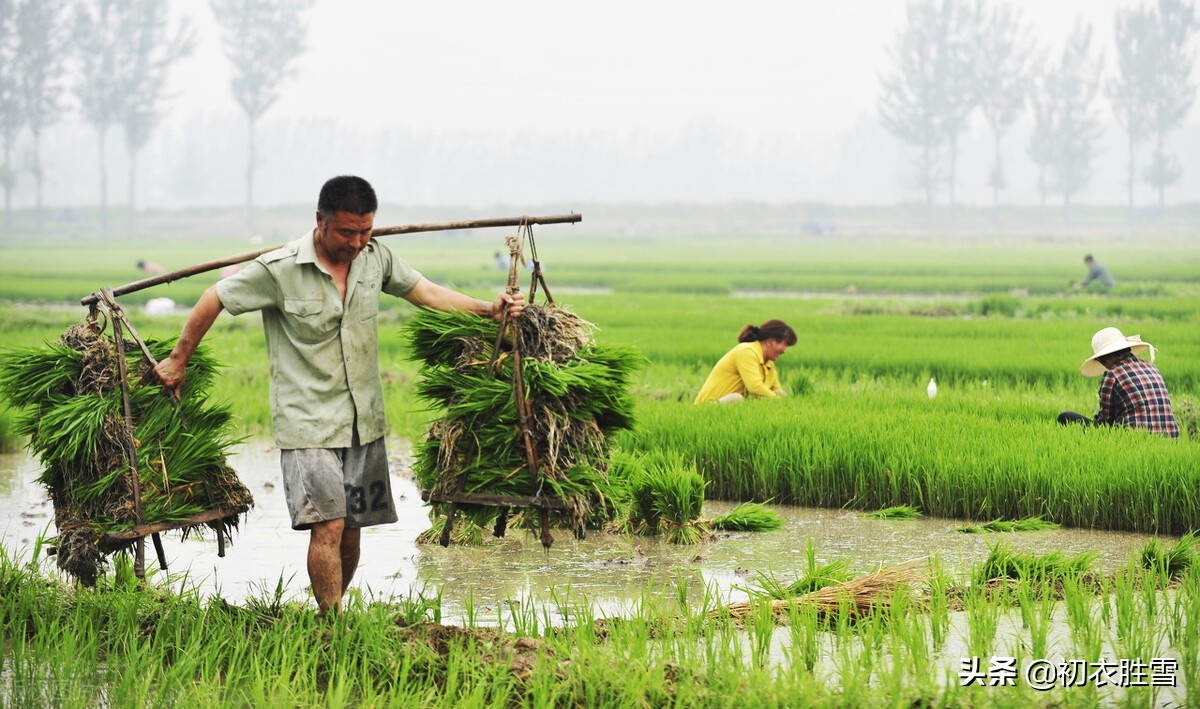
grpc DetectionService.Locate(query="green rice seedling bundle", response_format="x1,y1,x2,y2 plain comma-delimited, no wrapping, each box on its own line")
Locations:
957,517,1060,534
624,451,711,544
0,323,252,585
864,505,922,520
406,305,641,532
710,502,784,532
750,559,855,599
1139,531,1198,578
972,541,1098,586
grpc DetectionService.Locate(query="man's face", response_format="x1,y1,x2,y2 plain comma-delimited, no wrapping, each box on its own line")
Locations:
315,210,374,266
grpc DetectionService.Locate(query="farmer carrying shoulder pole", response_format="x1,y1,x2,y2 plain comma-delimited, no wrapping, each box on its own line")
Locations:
154,175,525,614
1057,327,1179,438
694,319,797,403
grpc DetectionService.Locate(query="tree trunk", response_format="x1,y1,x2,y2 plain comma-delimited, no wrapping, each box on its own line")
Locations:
32,127,44,230
948,132,958,220
98,126,109,233
991,133,1000,210
1126,130,1136,214
246,116,257,232
127,148,138,235
2,141,11,232
1156,131,1165,209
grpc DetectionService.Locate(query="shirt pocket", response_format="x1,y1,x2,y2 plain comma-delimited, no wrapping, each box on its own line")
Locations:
283,297,337,343
356,276,381,322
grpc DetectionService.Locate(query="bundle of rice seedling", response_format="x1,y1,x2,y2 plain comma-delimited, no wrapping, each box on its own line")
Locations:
0,322,252,585
710,502,785,532
719,560,929,624
1139,531,1197,578
749,558,855,600
957,517,1060,534
972,541,1097,586
624,451,711,544
863,504,922,520
406,304,641,536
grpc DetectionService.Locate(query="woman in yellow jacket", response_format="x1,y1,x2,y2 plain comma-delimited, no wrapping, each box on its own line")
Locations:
694,319,797,403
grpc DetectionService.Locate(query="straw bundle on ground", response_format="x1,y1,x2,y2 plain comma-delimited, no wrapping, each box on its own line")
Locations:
0,323,252,585
718,560,930,624
406,304,642,531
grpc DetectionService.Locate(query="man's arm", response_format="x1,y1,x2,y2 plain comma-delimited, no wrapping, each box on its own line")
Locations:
402,276,524,321
153,285,225,397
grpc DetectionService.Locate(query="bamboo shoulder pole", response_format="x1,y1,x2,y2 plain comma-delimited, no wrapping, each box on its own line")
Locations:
80,213,581,306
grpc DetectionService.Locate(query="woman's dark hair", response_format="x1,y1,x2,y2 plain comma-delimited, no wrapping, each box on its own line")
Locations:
318,175,378,217
738,319,797,345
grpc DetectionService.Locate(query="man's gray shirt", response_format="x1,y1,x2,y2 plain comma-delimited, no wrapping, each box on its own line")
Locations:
216,231,422,449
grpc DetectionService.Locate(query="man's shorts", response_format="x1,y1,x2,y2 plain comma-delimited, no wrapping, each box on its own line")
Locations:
279,438,398,530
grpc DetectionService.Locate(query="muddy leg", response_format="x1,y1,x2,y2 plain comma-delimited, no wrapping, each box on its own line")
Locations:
309,517,346,614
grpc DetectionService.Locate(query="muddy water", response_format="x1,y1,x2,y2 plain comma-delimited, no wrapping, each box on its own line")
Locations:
0,442,1170,620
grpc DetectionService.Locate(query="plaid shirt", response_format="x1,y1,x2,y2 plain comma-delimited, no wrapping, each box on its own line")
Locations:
1096,355,1179,438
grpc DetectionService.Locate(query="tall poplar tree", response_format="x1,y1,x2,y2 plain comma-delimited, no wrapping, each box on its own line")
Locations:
210,0,312,230
879,0,983,213
120,0,194,233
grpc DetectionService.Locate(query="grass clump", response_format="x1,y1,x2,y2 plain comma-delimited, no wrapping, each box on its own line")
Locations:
863,505,922,520
0,323,252,585
957,517,1061,534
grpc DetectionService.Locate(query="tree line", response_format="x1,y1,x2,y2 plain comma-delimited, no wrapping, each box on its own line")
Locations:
0,0,311,233
879,0,1197,212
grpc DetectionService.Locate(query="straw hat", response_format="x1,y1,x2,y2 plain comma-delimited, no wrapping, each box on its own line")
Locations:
1080,327,1156,377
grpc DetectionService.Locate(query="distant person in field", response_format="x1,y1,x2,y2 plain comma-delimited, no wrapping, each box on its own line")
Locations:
153,175,525,615
1075,254,1115,290
136,259,164,274
695,319,797,403
1057,327,1179,438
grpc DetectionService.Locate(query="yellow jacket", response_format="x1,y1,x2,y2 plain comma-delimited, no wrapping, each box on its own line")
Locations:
694,341,782,403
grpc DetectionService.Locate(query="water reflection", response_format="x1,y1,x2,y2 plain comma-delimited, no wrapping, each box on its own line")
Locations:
0,442,1170,622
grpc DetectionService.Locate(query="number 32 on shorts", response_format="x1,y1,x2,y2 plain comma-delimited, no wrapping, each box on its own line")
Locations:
345,481,389,514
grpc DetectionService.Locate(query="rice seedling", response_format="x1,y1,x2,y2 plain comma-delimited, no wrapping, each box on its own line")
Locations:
863,505,922,520
1139,531,1198,579
709,502,784,532
0,324,252,585
972,541,1098,587
747,538,855,600
625,451,710,544
957,517,1061,534
405,305,641,537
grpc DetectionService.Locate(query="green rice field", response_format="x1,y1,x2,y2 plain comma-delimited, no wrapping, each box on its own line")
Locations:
0,207,1197,705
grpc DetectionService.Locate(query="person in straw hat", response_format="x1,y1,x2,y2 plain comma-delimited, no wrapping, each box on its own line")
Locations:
1057,327,1179,438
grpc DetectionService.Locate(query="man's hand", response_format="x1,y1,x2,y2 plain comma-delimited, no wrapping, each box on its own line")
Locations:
491,291,525,321
153,354,187,398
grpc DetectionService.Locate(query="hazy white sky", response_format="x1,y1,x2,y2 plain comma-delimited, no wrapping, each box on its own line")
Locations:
173,0,1133,138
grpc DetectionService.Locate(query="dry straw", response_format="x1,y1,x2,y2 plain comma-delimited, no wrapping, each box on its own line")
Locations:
719,559,930,624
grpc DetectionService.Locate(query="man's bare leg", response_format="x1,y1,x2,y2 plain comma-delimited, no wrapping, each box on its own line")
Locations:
340,527,361,596
309,518,346,614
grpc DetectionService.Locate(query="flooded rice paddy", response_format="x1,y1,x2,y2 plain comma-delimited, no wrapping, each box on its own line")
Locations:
0,440,1172,621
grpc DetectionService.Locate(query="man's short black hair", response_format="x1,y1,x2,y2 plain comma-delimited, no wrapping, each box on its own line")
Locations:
318,175,378,216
